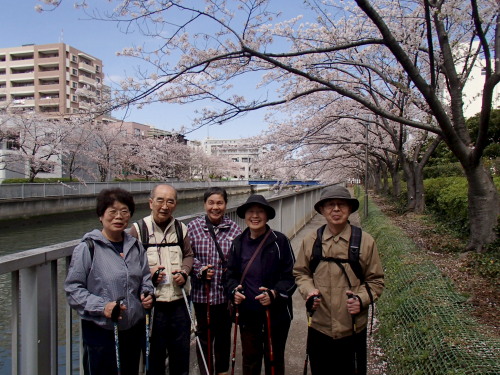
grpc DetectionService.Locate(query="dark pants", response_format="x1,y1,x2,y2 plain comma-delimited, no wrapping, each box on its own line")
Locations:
239,310,290,375
193,302,232,375
81,319,144,375
147,299,191,375
308,327,367,375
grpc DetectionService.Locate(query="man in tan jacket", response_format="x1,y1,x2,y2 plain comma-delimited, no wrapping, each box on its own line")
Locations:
130,184,194,375
293,185,384,374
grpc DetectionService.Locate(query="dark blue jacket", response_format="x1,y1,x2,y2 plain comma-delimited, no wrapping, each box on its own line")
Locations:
226,226,296,324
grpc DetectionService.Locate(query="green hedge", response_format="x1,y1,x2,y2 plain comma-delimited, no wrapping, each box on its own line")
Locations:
424,176,500,234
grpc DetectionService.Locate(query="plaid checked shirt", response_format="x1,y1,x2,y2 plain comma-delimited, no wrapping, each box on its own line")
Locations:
187,215,242,304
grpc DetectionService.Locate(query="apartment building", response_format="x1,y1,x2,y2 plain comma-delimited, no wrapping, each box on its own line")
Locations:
201,137,265,179
0,43,105,115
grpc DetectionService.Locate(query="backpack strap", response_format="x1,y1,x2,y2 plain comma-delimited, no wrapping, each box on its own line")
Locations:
136,218,184,250
174,219,184,252
138,218,149,247
84,238,95,261
310,224,363,282
310,225,326,274
348,226,363,282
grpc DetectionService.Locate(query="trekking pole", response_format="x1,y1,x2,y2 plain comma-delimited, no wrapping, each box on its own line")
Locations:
111,297,125,375
347,293,358,374
206,278,212,375
265,308,275,375
143,291,151,372
180,285,210,375
230,287,244,375
230,305,239,375
303,295,319,375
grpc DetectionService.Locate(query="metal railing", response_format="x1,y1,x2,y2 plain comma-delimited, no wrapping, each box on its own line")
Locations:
0,186,322,375
0,180,249,200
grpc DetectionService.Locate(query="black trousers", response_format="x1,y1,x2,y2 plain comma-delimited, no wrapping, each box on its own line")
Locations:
308,327,367,375
147,299,191,375
193,302,232,375
81,319,144,375
239,310,290,375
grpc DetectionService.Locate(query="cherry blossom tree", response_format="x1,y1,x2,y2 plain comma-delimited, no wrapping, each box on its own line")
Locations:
60,116,96,181
0,109,70,182
38,0,499,250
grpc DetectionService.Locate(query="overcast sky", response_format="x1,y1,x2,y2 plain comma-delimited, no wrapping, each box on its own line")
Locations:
1,1,310,141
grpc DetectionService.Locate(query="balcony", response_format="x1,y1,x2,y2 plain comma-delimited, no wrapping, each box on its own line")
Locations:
37,70,60,79
10,86,35,95
78,62,95,74
37,83,60,92
9,59,34,69
9,72,35,81
38,97,60,106
78,100,91,109
79,75,96,87
37,55,59,65
12,98,35,107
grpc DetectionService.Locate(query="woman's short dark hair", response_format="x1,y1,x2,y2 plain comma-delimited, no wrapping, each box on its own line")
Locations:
203,187,228,203
96,188,135,217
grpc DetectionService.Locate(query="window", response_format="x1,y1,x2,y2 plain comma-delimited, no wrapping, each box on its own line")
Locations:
72,55,77,63
72,82,78,88
6,136,20,150
72,95,77,102
71,68,78,76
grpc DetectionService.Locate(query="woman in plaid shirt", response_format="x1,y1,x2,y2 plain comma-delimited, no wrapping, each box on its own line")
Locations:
187,187,242,375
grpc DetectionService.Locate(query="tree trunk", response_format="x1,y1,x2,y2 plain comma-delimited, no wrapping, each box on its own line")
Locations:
464,163,500,252
414,166,425,214
390,168,401,197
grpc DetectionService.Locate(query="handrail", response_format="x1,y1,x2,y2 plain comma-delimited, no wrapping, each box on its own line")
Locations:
0,186,323,375
0,180,249,200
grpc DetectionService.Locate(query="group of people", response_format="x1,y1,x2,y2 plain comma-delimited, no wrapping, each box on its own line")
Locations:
65,183,384,375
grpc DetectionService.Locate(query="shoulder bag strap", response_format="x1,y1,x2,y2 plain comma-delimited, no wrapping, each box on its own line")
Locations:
239,229,272,285
205,216,227,267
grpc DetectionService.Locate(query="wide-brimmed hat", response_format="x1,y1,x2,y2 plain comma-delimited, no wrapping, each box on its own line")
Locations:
236,194,276,220
314,185,359,213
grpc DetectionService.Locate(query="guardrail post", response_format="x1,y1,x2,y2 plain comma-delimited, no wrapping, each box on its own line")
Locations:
11,270,20,375
65,257,73,375
19,263,55,375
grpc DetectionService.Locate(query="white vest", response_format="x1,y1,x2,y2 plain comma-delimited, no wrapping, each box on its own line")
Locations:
133,215,191,302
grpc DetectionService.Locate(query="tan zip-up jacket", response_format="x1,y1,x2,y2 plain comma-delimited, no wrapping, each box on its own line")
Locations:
293,223,384,339
132,215,193,302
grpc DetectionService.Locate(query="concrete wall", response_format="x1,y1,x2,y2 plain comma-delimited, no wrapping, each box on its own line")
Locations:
0,185,264,220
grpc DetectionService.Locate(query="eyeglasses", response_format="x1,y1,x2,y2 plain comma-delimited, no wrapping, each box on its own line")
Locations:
322,201,349,210
105,209,131,217
152,198,176,206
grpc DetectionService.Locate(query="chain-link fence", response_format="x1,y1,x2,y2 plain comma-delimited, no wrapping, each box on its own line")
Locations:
362,200,500,375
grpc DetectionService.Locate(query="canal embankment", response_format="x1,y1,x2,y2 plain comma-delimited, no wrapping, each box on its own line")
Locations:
0,182,266,221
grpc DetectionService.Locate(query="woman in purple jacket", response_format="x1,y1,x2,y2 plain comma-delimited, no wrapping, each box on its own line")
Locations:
226,195,296,375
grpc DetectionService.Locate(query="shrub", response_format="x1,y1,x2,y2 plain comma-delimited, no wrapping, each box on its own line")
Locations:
423,163,464,178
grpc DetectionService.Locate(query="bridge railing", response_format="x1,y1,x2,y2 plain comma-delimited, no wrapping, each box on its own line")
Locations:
0,186,323,375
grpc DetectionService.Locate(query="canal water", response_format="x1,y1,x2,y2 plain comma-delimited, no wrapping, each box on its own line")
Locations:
0,189,280,374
